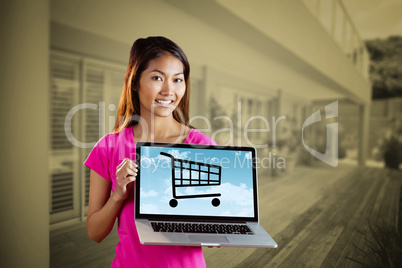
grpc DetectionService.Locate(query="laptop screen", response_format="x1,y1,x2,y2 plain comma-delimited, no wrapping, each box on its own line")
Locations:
135,142,258,222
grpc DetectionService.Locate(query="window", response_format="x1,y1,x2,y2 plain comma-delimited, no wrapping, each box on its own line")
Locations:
49,51,125,224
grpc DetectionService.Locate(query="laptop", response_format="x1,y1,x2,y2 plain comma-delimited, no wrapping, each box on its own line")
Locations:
134,142,277,248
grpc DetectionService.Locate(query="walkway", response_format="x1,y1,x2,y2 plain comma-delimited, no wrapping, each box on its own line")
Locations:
50,165,401,267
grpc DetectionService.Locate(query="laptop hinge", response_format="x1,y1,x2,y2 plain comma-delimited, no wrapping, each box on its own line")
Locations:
149,219,248,224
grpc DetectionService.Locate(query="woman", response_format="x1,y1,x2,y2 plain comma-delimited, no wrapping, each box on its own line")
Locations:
84,36,216,267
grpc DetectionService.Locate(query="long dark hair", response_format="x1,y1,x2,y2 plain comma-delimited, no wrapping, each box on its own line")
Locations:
113,36,191,133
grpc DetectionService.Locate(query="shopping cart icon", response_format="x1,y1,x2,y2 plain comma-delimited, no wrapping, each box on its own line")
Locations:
160,152,222,208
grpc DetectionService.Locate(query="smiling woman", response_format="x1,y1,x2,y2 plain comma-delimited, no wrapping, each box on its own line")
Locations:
84,36,216,268
137,54,186,122
113,36,191,139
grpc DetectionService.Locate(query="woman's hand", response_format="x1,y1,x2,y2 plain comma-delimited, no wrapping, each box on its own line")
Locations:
113,158,138,201
87,158,137,243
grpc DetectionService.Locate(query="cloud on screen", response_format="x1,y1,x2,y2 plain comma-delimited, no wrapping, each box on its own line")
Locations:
236,151,252,159
140,187,158,198
166,149,190,160
140,203,160,214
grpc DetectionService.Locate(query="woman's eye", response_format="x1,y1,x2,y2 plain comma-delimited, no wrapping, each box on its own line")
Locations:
174,78,183,83
152,76,162,81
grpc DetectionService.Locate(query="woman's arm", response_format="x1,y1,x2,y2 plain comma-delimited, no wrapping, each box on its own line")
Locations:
86,158,137,243
86,170,123,243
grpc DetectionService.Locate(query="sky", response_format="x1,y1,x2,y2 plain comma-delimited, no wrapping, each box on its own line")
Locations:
342,0,402,40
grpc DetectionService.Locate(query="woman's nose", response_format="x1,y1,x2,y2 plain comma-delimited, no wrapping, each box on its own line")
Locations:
161,80,174,96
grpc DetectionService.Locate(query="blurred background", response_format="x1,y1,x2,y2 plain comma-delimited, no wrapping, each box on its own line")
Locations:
1,0,401,267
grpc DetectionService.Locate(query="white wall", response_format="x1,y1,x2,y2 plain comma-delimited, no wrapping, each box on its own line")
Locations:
217,0,371,103
50,0,356,102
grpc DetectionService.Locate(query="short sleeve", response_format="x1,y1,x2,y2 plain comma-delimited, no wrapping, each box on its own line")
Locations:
84,135,111,181
185,129,218,145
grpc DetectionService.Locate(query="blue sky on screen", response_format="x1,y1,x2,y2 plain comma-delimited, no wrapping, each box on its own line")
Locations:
139,146,255,217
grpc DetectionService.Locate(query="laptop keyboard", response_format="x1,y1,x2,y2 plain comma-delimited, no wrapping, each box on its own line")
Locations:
150,222,254,235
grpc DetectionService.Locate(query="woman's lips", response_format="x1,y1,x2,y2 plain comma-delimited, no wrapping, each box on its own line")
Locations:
155,99,173,105
154,99,175,108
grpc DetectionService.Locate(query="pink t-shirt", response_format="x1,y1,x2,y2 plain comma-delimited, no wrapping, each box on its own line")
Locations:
84,126,217,268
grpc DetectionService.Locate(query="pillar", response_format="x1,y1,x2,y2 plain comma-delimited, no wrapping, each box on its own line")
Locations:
0,0,50,267
358,103,370,166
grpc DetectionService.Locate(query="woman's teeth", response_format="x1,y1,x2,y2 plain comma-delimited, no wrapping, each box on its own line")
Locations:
156,100,172,104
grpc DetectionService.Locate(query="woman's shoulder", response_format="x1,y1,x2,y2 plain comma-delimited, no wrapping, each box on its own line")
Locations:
185,128,217,145
94,126,134,149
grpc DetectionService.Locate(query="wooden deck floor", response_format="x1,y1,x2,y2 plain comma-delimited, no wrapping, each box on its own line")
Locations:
50,165,401,267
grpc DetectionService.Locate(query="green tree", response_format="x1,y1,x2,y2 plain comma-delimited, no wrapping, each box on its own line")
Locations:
365,36,402,99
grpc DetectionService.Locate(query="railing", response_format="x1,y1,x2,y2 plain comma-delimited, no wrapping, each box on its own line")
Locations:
302,0,369,79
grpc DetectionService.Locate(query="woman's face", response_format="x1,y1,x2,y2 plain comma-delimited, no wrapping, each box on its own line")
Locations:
137,53,186,119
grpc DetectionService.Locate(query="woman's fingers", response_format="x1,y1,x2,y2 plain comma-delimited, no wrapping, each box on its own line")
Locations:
115,159,138,188
116,158,137,170
125,175,137,183
116,158,138,193
116,158,138,178
122,166,137,177
116,176,135,189
113,159,138,201
129,159,138,169
116,170,137,184
116,169,137,183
